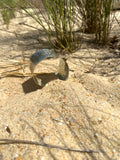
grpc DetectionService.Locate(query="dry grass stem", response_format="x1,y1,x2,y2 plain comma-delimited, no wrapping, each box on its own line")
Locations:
0,139,99,153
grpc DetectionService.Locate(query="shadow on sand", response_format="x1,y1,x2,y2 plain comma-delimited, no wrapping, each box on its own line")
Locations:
22,72,58,94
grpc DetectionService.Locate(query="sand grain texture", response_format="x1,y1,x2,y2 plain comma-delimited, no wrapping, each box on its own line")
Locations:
0,11,120,160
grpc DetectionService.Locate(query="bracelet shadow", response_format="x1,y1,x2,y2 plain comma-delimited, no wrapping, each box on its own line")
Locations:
22,72,58,94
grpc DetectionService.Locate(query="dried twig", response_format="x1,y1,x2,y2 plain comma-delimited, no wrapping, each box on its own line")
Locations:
0,139,99,153
0,72,31,78
0,60,29,78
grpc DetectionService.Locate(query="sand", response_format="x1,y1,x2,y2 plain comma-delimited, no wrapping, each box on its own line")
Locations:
0,10,120,160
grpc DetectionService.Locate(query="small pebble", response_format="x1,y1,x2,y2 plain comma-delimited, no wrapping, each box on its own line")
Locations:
5,126,11,134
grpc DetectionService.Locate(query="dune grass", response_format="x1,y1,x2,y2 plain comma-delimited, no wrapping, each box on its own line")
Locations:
76,0,116,44
0,0,118,49
20,0,79,52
